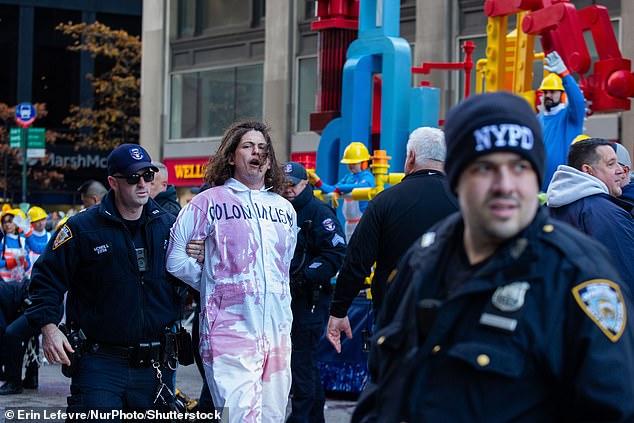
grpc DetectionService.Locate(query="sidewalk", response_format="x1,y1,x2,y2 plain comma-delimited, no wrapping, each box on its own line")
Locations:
1,363,354,422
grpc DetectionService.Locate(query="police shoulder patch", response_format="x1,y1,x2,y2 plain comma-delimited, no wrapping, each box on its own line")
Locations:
572,279,626,342
322,218,335,232
52,225,73,250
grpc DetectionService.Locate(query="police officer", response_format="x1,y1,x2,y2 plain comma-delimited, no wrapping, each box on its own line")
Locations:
25,144,184,413
282,162,346,423
353,92,634,422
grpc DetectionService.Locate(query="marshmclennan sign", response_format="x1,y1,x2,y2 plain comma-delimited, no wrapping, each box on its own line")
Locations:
47,152,108,169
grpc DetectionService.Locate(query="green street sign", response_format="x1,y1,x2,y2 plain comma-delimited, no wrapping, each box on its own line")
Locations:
27,127,45,148
26,127,46,158
9,127,46,157
9,128,21,148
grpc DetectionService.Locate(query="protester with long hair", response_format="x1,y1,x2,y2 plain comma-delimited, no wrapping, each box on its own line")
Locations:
168,120,297,423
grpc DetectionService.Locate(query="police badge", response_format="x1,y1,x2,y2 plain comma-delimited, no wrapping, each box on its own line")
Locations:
52,224,73,251
491,281,531,312
129,147,143,160
572,279,626,342
321,218,336,232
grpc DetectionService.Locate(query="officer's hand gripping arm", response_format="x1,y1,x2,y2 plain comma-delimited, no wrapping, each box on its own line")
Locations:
186,239,205,264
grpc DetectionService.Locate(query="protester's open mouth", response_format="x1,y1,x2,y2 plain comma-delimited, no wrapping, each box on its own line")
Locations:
250,159,261,167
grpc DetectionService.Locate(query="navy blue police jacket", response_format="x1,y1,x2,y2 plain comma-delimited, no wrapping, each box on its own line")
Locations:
25,191,181,346
353,207,634,423
290,184,346,292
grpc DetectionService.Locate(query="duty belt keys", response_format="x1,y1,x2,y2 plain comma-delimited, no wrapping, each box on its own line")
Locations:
153,362,176,408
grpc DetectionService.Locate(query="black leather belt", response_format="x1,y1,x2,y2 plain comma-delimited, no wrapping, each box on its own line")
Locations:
85,341,131,358
84,340,162,367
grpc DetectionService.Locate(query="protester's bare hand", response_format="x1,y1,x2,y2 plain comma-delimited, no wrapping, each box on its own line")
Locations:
326,315,353,354
186,239,205,263
42,323,73,366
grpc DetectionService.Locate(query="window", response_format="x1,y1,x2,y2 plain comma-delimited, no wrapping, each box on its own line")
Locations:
170,64,264,140
304,1,316,20
297,57,317,132
201,0,250,31
175,0,264,38
177,0,196,38
170,72,198,139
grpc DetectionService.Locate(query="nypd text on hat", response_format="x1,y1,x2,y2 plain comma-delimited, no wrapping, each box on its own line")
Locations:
474,124,534,152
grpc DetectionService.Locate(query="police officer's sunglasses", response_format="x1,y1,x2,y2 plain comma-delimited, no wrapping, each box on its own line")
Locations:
112,170,155,185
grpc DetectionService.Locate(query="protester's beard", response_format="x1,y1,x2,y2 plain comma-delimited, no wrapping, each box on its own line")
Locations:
544,98,559,111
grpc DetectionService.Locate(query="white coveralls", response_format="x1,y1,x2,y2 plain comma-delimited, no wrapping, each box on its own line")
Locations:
167,178,297,423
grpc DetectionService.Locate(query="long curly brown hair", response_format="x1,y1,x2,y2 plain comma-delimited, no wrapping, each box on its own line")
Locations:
204,120,286,194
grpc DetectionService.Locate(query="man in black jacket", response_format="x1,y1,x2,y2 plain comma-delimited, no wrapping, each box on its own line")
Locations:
353,92,634,423
326,127,458,353
282,162,346,423
26,144,184,413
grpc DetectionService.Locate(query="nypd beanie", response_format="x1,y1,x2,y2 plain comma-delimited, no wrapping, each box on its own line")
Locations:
444,91,545,190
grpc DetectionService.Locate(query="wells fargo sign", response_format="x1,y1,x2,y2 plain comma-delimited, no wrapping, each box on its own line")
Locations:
163,157,209,187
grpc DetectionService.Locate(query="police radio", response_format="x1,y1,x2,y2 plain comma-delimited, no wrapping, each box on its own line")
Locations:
135,248,148,272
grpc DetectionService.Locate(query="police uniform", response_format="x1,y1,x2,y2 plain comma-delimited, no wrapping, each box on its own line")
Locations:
355,202,634,423
354,91,634,423
25,190,181,411
288,182,346,423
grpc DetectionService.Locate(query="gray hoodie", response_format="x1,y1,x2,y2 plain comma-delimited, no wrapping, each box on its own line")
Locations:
546,165,609,208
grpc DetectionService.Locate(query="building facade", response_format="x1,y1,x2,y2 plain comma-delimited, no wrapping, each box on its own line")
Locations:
141,0,631,197
0,0,141,205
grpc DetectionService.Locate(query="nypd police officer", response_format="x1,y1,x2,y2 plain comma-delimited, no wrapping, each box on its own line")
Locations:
282,162,346,423
26,144,184,413
353,92,634,422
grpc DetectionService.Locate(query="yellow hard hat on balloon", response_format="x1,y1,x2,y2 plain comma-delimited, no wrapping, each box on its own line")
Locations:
340,142,371,164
